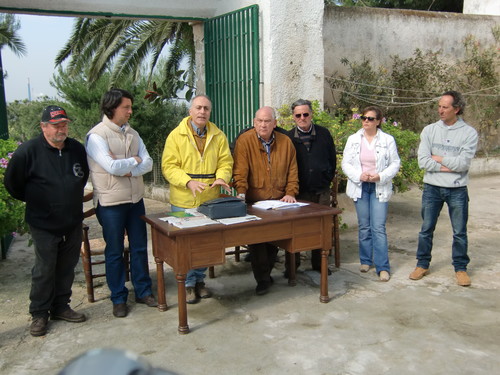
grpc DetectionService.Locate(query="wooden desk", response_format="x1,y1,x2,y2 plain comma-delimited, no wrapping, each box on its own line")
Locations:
143,202,341,334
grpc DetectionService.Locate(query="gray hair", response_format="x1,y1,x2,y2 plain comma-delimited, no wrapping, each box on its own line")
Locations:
291,99,312,112
190,94,212,108
256,106,276,119
442,90,466,115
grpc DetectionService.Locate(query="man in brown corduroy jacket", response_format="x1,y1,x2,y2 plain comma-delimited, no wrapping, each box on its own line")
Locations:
233,106,299,295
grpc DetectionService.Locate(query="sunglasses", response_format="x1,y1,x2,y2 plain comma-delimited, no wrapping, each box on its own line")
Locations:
294,113,310,119
360,116,377,122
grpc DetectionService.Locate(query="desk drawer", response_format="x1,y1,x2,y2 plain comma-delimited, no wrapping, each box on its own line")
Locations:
224,221,292,246
187,232,225,268
292,217,323,250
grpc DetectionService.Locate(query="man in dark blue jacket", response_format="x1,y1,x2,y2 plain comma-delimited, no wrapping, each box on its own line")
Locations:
286,99,336,276
4,105,89,337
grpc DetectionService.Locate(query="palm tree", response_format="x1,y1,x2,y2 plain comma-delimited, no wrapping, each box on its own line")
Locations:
0,14,27,57
55,18,195,100
0,13,27,139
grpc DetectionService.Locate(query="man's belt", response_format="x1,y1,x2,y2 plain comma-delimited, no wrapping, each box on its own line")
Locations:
187,173,216,179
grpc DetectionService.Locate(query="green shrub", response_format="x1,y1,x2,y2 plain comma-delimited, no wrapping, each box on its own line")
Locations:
0,139,28,238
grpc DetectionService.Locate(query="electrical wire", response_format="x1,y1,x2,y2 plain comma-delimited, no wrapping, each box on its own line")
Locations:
327,76,500,109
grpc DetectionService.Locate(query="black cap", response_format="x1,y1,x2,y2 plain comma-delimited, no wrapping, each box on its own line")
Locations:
41,105,71,123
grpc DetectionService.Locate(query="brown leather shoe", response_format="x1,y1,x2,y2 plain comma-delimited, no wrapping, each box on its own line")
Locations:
456,271,471,287
51,308,86,323
195,282,212,299
409,267,429,280
136,294,158,307
30,317,48,337
112,303,128,318
186,287,199,304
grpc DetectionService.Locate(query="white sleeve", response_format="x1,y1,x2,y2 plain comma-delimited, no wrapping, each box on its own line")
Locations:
85,133,139,176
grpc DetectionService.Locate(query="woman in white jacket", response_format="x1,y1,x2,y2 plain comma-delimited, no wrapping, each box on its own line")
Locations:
342,106,400,281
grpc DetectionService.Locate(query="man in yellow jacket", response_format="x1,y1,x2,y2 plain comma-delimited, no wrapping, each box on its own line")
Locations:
161,95,233,304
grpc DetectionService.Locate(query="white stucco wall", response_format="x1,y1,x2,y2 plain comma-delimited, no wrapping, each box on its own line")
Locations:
261,0,324,109
323,6,500,107
464,0,500,16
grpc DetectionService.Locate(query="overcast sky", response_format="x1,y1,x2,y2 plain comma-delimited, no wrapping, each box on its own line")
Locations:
2,14,74,103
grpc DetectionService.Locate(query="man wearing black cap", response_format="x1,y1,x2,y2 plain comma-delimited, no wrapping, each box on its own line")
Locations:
4,105,89,337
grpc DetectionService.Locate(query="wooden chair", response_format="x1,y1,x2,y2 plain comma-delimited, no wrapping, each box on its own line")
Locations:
80,192,130,302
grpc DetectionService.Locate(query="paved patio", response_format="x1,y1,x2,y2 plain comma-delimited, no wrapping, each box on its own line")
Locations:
0,174,499,374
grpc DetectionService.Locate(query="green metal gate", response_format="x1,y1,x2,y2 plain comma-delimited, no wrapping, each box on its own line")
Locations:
204,5,259,143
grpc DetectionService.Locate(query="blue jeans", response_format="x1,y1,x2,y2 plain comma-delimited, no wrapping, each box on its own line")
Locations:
354,182,390,274
171,204,207,287
96,199,153,304
416,184,469,271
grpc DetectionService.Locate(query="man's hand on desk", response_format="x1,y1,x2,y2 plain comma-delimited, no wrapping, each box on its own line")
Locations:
280,195,297,203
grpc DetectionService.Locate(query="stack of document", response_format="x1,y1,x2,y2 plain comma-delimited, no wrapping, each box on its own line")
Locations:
217,215,261,225
159,215,219,228
252,200,309,210
160,209,262,228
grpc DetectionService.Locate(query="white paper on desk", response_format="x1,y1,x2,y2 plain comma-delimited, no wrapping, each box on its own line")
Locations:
252,200,309,210
159,215,219,228
217,215,262,225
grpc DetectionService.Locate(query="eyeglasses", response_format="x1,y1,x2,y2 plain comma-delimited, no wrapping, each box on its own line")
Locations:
294,113,310,119
360,116,377,122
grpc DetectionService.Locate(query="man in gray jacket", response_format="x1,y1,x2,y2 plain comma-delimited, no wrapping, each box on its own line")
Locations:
409,91,478,286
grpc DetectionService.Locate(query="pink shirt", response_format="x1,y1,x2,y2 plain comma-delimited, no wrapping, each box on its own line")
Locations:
360,137,376,175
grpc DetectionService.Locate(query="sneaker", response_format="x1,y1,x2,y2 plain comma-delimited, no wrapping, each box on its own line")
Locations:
30,317,48,337
456,271,471,287
112,303,128,318
50,308,86,323
136,294,158,307
186,287,199,304
195,282,212,299
379,271,390,282
409,267,429,280
360,264,370,273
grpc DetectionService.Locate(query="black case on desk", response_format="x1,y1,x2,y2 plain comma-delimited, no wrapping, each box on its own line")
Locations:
197,197,247,219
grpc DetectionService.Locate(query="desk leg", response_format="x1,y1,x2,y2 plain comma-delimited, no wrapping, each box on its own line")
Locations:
176,273,190,334
287,252,297,286
320,249,330,303
155,257,168,311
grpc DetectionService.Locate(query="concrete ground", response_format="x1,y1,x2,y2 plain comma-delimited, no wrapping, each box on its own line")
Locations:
0,174,499,375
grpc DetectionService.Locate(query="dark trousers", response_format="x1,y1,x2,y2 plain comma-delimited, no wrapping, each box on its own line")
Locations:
29,224,82,318
249,243,279,284
286,190,331,271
